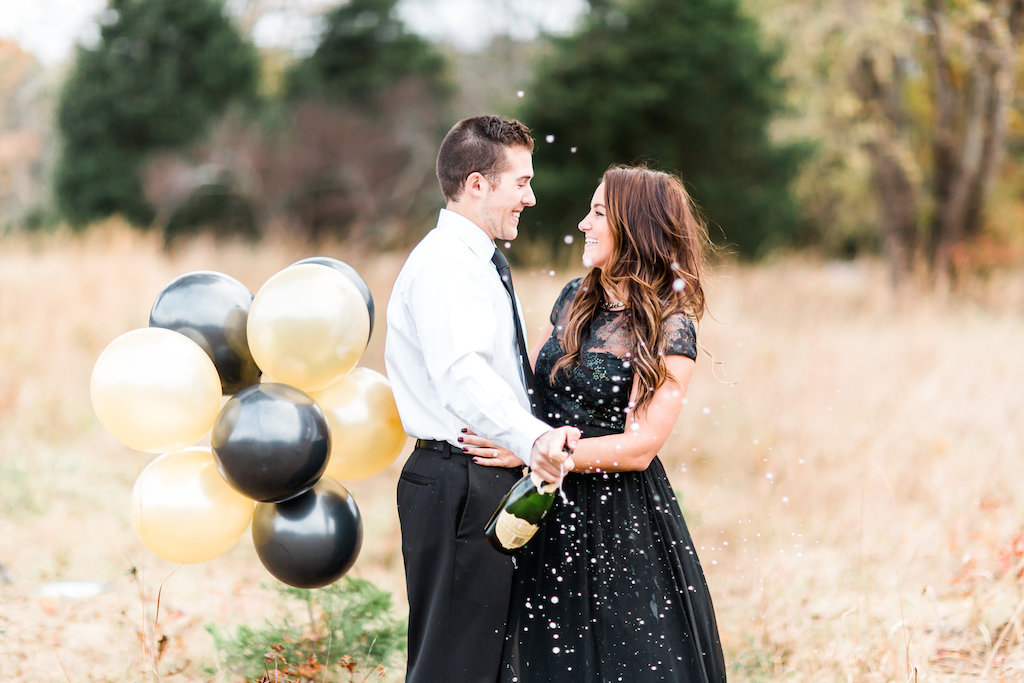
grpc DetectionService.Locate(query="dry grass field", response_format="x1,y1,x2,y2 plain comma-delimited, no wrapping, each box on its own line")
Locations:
2,222,1024,681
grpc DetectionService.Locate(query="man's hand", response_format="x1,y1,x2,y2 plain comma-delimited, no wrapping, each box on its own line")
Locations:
530,426,580,483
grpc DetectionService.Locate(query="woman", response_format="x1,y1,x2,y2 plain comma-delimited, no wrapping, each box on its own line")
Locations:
464,165,727,681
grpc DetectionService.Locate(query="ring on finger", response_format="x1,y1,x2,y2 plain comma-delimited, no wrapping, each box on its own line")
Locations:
491,448,498,458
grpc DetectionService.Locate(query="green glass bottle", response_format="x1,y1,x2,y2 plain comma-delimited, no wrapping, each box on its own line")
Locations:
484,471,560,555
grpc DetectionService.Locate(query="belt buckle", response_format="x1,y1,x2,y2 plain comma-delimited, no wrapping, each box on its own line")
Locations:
417,439,454,459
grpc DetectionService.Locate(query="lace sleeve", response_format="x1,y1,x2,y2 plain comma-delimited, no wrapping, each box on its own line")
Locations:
663,312,697,360
550,278,583,326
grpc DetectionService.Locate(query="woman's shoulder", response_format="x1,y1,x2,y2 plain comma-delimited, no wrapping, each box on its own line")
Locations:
662,309,697,360
550,277,584,324
555,277,585,307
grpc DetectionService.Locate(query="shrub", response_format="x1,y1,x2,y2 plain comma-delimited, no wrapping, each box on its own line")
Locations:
206,578,406,682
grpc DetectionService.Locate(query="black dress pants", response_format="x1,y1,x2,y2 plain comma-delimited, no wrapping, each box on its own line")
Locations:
397,440,522,683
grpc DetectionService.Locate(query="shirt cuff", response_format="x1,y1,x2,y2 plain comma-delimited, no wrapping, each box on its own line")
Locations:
512,418,551,468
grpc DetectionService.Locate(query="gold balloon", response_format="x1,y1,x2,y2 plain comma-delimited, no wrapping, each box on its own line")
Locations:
310,367,407,481
247,264,370,393
130,447,254,564
91,327,222,453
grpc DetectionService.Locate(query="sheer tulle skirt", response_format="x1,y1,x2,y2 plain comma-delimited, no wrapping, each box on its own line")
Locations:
500,457,726,682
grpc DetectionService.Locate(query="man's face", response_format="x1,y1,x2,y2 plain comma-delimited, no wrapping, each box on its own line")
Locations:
478,146,536,242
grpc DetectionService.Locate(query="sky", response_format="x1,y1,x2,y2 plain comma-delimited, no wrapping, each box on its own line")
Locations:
0,0,588,67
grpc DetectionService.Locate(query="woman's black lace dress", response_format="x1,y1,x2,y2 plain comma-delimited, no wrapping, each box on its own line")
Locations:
500,278,726,682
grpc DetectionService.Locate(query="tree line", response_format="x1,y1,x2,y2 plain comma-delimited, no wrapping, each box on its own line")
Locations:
30,0,1024,281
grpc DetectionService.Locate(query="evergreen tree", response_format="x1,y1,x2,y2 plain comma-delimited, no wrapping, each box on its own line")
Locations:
284,0,451,106
54,0,259,227
274,0,453,243
519,0,806,256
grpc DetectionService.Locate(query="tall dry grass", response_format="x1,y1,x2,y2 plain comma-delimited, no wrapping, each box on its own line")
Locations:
2,223,1024,681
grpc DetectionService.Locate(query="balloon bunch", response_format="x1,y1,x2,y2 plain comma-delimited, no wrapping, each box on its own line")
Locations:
90,258,406,589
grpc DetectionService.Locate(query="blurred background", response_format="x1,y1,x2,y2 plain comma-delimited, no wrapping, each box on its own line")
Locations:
2,0,1024,680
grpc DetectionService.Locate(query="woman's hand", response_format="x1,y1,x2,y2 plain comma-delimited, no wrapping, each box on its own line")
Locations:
459,429,524,469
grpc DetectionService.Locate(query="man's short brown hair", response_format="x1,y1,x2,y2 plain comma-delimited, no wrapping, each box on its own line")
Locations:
436,115,534,202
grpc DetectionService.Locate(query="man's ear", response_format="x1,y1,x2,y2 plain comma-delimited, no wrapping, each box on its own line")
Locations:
464,171,489,198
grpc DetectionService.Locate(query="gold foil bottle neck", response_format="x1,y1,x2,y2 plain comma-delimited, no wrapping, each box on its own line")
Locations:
529,471,559,494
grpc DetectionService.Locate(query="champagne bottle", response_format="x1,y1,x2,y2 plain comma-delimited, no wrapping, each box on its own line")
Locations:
484,471,560,555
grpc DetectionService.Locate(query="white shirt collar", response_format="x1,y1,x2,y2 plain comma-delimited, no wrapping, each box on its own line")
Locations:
436,208,496,261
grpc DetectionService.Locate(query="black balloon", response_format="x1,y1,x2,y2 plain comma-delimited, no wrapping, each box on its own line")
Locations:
149,270,261,395
212,383,329,502
251,477,363,588
290,257,374,344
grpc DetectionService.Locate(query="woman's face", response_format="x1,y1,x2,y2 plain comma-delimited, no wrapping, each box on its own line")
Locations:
579,181,613,270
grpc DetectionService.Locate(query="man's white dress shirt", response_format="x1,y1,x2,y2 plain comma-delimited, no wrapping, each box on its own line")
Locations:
385,209,550,466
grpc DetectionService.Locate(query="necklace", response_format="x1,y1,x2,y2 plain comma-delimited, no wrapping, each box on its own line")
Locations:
600,298,627,311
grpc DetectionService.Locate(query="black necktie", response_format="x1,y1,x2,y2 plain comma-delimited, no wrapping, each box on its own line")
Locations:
491,247,537,413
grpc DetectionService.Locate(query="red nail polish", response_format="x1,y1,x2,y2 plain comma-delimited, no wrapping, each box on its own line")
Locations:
461,427,468,433
457,436,464,443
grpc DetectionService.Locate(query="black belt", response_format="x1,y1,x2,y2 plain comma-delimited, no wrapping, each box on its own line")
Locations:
414,438,462,459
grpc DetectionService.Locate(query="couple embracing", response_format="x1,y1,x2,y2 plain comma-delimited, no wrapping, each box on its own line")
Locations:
384,115,726,682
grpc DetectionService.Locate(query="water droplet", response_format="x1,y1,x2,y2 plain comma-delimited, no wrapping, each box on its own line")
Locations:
701,406,711,415
563,234,574,244
672,278,686,291
545,134,555,143
516,90,525,98
570,146,577,153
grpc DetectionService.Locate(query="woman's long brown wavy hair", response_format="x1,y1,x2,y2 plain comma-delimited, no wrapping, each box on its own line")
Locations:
552,165,710,414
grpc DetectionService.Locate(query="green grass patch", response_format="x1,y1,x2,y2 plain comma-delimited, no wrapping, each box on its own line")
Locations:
206,577,406,682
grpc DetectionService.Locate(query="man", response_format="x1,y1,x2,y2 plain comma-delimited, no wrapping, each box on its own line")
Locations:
385,115,578,682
